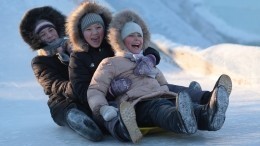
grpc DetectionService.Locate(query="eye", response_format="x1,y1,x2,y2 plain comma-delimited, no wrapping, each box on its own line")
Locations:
39,33,46,38
128,34,135,37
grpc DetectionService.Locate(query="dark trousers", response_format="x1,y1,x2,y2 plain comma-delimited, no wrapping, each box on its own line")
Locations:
167,84,211,104
167,84,215,130
48,94,92,126
135,98,185,133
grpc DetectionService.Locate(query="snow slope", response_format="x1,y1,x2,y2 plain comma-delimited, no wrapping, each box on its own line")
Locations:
0,0,260,145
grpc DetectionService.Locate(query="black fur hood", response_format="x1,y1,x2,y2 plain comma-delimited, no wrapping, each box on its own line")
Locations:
19,6,66,51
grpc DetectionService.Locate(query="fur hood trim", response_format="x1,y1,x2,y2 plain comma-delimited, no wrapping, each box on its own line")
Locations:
19,6,66,51
66,1,112,52
108,10,150,55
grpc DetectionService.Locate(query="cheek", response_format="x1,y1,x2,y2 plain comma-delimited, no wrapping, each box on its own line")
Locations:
138,37,143,43
97,28,105,41
100,32,104,39
83,32,90,41
39,36,45,42
40,36,48,43
123,37,132,45
54,32,59,38
123,39,128,46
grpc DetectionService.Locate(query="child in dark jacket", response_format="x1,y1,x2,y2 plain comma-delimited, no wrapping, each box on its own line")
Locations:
19,6,103,141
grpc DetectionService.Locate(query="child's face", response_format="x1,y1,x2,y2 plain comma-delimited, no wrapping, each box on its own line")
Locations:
123,32,143,54
83,23,104,48
39,27,59,43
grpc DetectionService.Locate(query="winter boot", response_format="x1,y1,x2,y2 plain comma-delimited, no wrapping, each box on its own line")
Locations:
176,91,198,134
214,74,232,97
66,108,103,141
200,74,232,104
119,101,142,143
194,85,229,131
103,115,131,142
186,81,205,104
189,81,202,92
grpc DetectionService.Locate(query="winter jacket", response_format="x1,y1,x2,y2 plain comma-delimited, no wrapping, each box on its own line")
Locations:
19,6,75,125
32,53,74,99
88,57,173,115
67,2,114,102
67,2,161,103
87,10,176,118
20,6,73,98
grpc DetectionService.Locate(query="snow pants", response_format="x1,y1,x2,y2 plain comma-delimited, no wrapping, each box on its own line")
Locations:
135,98,186,133
47,94,92,126
167,84,211,104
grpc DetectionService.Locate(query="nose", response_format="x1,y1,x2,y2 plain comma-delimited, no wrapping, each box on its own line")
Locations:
91,28,98,34
133,35,139,41
46,32,53,39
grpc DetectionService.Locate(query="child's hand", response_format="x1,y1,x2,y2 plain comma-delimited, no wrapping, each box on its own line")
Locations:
100,105,118,121
134,54,156,77
56,46,64,53
61,39,73,54
109,77,132,97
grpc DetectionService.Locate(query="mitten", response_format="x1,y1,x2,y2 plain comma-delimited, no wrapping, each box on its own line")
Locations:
57,52,70,65
109,77,132,97
99,105,118,121
60,38,73,54
133,54,156,77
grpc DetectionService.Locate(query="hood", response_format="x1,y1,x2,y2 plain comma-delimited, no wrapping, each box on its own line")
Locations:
19,6,66,51
66,2,112,52
108,10,150,55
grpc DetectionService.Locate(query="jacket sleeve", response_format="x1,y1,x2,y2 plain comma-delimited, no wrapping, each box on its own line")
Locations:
155,68,168,85
31,57,74,99
69,52,94,102
87,58,115,116
143,47,161,65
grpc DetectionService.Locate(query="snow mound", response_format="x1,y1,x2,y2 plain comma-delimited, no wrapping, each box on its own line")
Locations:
175,44,260,87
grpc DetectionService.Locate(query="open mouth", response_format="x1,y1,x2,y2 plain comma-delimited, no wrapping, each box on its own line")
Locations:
91,37,100,43
132,44,140,49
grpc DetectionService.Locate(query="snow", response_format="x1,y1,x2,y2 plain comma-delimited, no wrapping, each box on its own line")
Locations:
0,0,260,145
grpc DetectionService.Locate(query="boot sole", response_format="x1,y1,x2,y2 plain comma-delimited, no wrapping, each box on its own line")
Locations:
66,108,103,141
176,91,197,134
216,74,232,97
209,86,229,130
119,102,142,143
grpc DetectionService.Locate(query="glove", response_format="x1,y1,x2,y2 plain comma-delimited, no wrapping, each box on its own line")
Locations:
100,105,118,121
134,54,156,77
57,52,70,61
60,38,73,54
109,77,132,97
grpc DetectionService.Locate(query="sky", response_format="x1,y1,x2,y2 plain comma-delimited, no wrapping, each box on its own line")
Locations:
0,0,260,145
204,0,260,35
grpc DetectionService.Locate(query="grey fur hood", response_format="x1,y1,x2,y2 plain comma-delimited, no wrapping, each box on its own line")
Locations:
108,10,150,55
66,2,112,52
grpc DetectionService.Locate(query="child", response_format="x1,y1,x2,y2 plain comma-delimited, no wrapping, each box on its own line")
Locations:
87,10,196,143
87,10,231,143
19,6,103,141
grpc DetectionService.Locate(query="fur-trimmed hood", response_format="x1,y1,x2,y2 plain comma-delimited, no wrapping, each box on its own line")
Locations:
108,10,150,55
66,2,112,52
19,6,66,51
